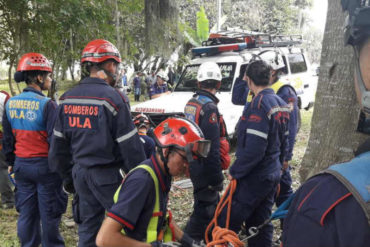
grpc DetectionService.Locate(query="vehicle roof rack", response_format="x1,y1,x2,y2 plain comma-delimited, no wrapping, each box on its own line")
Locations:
192,30,302,57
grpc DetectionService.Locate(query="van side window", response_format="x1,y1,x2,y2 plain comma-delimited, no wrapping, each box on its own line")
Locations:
288,53,308,74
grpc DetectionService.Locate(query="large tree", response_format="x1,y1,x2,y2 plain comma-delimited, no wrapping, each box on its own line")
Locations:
299,0,367,181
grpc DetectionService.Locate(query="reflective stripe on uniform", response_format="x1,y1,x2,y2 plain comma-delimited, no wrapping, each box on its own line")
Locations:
285,131,289,136
53,129,65,138
267,106,291,119
60,98,118,116
116,128,137,143
246,129,268,139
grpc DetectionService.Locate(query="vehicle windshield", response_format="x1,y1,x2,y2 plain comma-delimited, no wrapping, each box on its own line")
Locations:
175,62,236,92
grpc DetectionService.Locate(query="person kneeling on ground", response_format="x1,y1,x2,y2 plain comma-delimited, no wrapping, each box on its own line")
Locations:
96,117,209,247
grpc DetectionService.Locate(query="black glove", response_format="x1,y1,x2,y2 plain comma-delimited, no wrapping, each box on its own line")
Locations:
63,177,75,194
180,233,203,247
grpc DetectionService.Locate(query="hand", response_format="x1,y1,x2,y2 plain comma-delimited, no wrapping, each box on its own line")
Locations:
282,161,289,171
227,173,233,181
8,166,13,174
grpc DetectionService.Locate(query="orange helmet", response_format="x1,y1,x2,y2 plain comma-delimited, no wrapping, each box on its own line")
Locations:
133,114,150,129
153,117,210,159
17,53,52,72
81,39,121,64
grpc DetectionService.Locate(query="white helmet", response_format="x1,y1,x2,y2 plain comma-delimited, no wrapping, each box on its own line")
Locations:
197,62,222,82
258,50,285,71
157,71,168,81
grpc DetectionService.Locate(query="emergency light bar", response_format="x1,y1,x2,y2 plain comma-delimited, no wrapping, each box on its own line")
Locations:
192,43,248,56
192,31,303,56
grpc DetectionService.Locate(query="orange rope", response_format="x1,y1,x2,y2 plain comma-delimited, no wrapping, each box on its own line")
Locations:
205,179,244,247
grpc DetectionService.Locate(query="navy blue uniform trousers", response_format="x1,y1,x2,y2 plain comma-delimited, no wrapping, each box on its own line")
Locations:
72,164,122,247
14,158,67,247
218,173,280,247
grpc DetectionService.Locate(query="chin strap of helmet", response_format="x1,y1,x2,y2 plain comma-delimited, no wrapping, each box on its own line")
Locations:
158,147,171,176
101,66,121,87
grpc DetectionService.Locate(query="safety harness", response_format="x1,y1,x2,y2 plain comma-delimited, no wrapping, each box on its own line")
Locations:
185,93,230,170
113,164,175,242
323,153,370,226
205,179,295,246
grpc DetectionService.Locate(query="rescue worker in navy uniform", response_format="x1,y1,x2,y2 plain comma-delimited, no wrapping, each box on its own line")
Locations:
282,1,370,246
2,53,67,247
232,51,299,214
149,71,170,99
0,90,14,209
133,113,155,158
49,39,146,247
183,62,225,241
96,117,208,247
218,60,290,247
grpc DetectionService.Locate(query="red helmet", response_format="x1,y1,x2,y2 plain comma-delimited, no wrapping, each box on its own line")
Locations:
17,53,52,72
133,114,150,129
81,39,121,64
153,117,210,159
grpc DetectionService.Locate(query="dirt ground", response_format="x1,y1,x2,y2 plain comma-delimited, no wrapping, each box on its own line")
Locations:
0,109,313,246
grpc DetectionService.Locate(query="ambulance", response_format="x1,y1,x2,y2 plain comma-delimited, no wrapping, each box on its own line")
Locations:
132,31,317,139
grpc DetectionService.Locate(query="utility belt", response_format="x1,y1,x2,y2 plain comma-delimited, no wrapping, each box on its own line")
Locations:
194,183,223,202
185,96,231,170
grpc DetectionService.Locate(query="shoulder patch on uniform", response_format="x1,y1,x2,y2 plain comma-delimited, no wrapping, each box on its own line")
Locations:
185,105,196,115
184,105,197,122
248,114,262,123
209,112,217,123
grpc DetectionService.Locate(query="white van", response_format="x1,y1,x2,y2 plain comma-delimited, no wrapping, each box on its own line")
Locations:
131,33,317,138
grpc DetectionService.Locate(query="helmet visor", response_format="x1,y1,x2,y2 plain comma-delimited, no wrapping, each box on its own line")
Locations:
191,140,211,158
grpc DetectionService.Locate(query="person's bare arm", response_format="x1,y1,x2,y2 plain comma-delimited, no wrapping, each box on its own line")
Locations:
96,217,151,247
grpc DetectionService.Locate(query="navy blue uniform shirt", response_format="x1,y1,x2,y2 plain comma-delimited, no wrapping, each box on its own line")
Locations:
184,90,223,187
139,133,155,159
231,88,290,179
232,79,298,161
49,77,145,178
107,155,171,241
149,83,168,98
282,172,370,247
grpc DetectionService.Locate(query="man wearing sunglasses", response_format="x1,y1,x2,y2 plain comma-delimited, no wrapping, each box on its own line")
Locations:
282,1,370,246
96,117,208,247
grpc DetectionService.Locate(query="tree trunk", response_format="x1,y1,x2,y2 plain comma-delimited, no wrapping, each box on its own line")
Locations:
299,0,368,181
7,59,16,96
145,0,178,56
69,64,75,82
16,82,21,94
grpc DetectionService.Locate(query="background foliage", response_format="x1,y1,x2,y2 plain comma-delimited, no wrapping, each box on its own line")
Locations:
0,0,319,95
